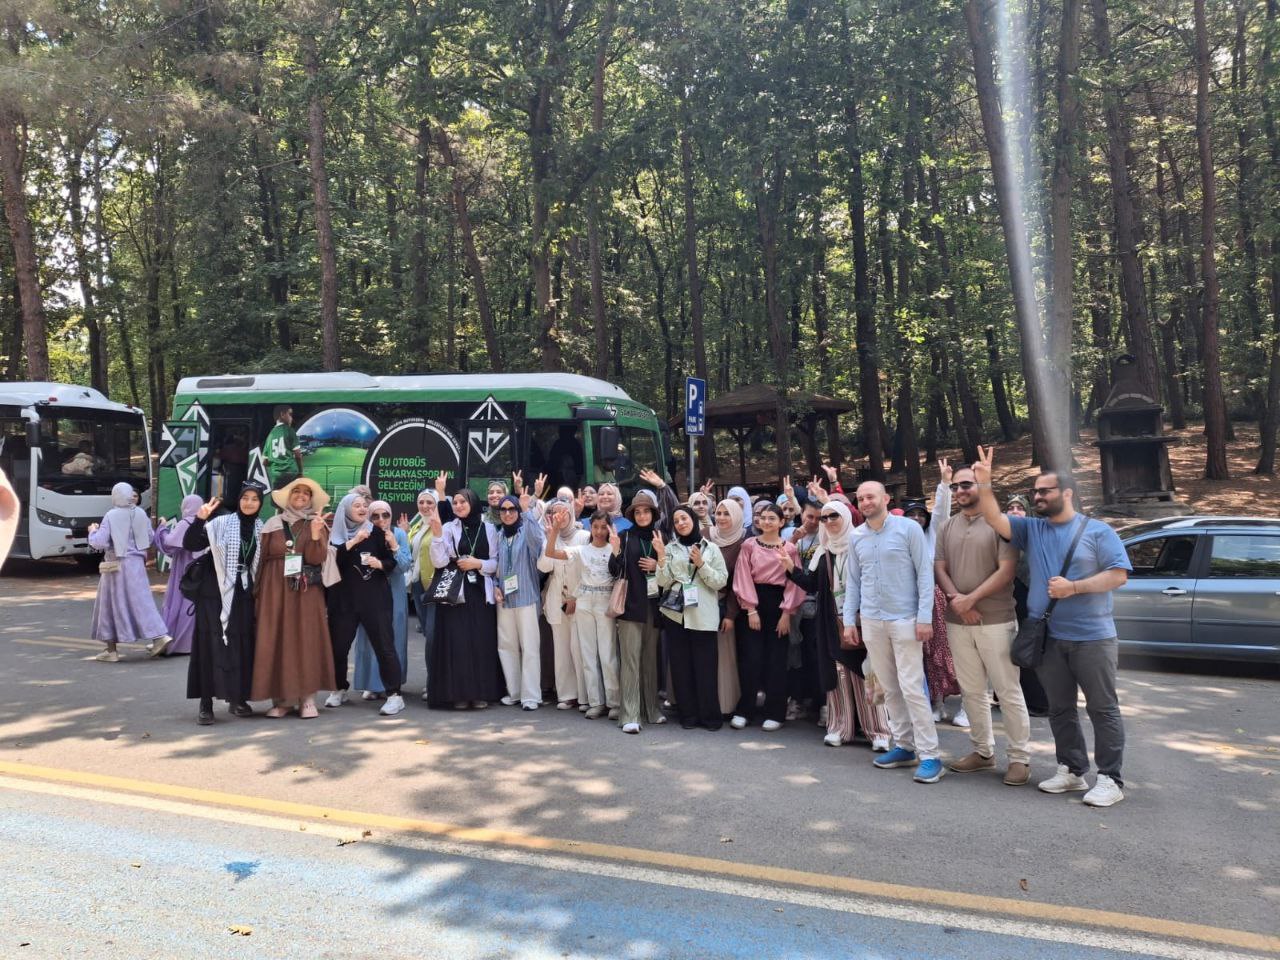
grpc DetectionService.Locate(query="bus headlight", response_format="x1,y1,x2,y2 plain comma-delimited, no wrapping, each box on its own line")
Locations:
36,509,75,528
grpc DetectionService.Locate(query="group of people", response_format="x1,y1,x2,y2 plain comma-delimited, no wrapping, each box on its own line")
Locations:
88,445,1131,807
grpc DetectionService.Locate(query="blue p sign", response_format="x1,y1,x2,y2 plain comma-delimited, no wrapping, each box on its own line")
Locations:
686,376,706,437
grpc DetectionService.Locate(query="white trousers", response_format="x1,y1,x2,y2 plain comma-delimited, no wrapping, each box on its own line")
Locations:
498,604,543,707
862,618,939,759
549,616,582,704
947,620,1030,764
575,591,620,709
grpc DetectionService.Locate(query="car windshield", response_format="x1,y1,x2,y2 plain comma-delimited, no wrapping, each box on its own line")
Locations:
38,409,149,493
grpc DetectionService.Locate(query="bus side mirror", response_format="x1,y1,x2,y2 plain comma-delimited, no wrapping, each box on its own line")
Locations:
596,425,620,468
26,421,39,448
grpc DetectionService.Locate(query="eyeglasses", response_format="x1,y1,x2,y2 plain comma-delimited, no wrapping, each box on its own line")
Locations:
499,506,520,514
370,511,390,519
948,481,976,492
1031,486,1059,498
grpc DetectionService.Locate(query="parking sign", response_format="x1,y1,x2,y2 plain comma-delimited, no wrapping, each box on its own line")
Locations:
686,376,706,437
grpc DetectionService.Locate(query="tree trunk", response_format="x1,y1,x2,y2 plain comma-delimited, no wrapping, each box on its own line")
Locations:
588,0,616,381
0,112,49,380
986,324,1019,441
66,143,108,393
1151,131,1188,430
435,128,504,371
965,0,1070,471
1255,0,1280,473
1194,0,1229,479
304,35,340,371
754,154,792,479
1048,0,1083,413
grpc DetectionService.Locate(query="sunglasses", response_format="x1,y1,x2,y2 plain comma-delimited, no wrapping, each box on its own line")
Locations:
370,511,390,519
1031,486,1059,498
820,514,841,522
948,481,976,492
499,506,520,514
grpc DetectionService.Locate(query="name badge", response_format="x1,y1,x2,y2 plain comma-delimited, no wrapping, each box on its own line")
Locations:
504,573,520,594
646,575,659,598
283,554,303,577
466,571,478,584
683,584,699,608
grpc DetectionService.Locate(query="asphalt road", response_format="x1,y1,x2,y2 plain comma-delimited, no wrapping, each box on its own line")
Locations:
2,560,1277,959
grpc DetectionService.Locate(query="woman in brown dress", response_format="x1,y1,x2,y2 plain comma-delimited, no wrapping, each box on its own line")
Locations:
252,477,336,718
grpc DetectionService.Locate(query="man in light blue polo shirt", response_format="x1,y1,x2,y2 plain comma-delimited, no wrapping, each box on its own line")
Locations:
973,446,1131,807
842,481,943,784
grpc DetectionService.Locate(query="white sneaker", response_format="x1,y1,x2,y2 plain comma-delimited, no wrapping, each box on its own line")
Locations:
500,695,517,706
622,722,641,734
1082,774,1124,807
94,649,120,663
871,736,891,753
361,690,381,701
823,731,843,747
950,707,970,729
379,694,405,717
729,715,748,730
762,719,782,732
1038,764,1090,794
147,635,173,658
324,690,348,708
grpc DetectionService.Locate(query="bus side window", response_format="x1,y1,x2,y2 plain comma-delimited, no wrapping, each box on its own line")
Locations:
527,422,583,493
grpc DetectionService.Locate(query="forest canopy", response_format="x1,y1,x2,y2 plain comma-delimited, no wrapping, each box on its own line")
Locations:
0,0,1276,483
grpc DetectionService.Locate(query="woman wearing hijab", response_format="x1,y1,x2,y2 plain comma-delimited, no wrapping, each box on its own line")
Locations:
182,483,266,723
538,499,590,710
578,485,598,521
608,489,672,734
407,478,447,697
485,480,509,525
687,491,713,538
353,499,412,700
657,505,729,730
726,486,754,537
730,503,806,731
782,500,891,750
583,482,629,533
491,492,546,710
707,498,745,715
427,486,504,709
252,477,335,719
153,493,206,656
324,492,405,716
87,482,171,662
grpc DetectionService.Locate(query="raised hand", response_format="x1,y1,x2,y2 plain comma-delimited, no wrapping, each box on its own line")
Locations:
689,544,703,568
651,529,665,562
519,487,533,511
821,463,838,485
396,512,409,531
778,549,795,572
639,466,665,488
608,528,621,554
700,478,715,496
351,526,370,545
430,513,443,537
310,514,328,539
533,473,548,500
434,472,448,496
573,488,585,516
973,445,994,485
511,469,524,494
88,522,100,535
196,497,222,520
938,457,953,485
782,475,795,499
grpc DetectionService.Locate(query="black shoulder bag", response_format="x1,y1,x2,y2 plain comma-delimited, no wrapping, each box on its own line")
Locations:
1011,516,1088,670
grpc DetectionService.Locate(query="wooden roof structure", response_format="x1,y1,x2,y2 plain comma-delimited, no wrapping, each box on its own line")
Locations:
666,383,854,431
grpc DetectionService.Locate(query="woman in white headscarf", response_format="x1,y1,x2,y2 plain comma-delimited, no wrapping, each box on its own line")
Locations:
87,482,171,662
781,500,890,750
353,498,412,701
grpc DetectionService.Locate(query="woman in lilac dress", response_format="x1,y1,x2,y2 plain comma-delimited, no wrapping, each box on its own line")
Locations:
87,482,171,662
152,493,205,655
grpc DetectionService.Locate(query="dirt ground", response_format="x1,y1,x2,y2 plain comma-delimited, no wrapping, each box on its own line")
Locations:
695,422,1280,521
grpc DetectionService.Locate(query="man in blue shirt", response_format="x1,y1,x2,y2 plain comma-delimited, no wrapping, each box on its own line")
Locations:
973,446,1131,807
842,481,944,784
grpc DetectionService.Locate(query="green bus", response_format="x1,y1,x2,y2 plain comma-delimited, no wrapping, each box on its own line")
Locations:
157,372,670,520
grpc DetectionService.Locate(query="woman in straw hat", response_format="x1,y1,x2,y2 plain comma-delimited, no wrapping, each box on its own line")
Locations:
251,476,336,719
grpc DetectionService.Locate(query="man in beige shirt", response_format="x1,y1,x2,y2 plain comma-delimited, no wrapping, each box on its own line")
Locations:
934,465,1031,785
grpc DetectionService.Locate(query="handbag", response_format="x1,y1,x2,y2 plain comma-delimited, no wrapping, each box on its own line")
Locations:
424,562,466,605
179,552,213,601
659,582,685,613
98,559,121,574
606,531,630,619
1011,516,1089,669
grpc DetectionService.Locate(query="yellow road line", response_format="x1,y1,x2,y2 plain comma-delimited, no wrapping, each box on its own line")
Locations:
11,637,106,650
0,759,1275,956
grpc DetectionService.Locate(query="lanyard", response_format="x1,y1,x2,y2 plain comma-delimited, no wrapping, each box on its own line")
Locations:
461,522,484,557
501,533,516,570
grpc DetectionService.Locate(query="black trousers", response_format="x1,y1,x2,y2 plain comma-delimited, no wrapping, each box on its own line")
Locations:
735,584,788,723
667,621,721,730
329,593,402,696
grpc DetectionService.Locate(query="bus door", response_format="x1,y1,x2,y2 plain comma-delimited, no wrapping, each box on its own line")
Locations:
207,419,255,500
0,411,32,555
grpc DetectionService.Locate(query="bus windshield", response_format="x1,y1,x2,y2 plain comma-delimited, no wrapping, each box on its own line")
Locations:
38,409,149,493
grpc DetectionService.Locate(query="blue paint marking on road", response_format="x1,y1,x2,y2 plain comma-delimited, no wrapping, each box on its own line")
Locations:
224,861,259,882
0,791,1180,960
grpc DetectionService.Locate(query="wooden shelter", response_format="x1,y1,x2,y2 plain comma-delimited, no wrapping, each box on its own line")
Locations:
669,383,855,484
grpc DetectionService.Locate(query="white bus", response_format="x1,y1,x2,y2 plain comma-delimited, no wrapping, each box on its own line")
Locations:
0,382,152,563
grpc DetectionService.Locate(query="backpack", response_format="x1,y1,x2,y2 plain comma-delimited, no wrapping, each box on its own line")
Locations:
179,552,213,602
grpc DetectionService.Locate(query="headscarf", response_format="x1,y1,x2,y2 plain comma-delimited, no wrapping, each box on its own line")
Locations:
548,499,579,544
670,506,702,547
687,491,711,515
262,479,321,536
102,482,150,558
814,500,853,566
166,494,206,558
329,492,371,546
486,480,509,524
408,488,437,589
595,482,623,519
727,486,753,533
497,493,522,538
708,497,744,549
455,487,485,534
1006,494,1030,513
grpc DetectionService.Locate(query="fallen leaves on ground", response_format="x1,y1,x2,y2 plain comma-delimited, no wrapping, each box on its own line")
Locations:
227,926,252,936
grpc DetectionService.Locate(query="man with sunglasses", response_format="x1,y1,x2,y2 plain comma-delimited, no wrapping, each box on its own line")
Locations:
935,466,1029,784
972,447,1131,807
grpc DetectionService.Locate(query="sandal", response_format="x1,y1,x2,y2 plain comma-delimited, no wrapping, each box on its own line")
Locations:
265,705,289,719
299,700,319,719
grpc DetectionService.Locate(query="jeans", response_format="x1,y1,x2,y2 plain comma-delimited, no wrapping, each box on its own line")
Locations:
1036,636,1125,785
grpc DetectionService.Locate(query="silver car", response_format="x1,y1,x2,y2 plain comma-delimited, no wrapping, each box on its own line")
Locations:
1114,517,1280,663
